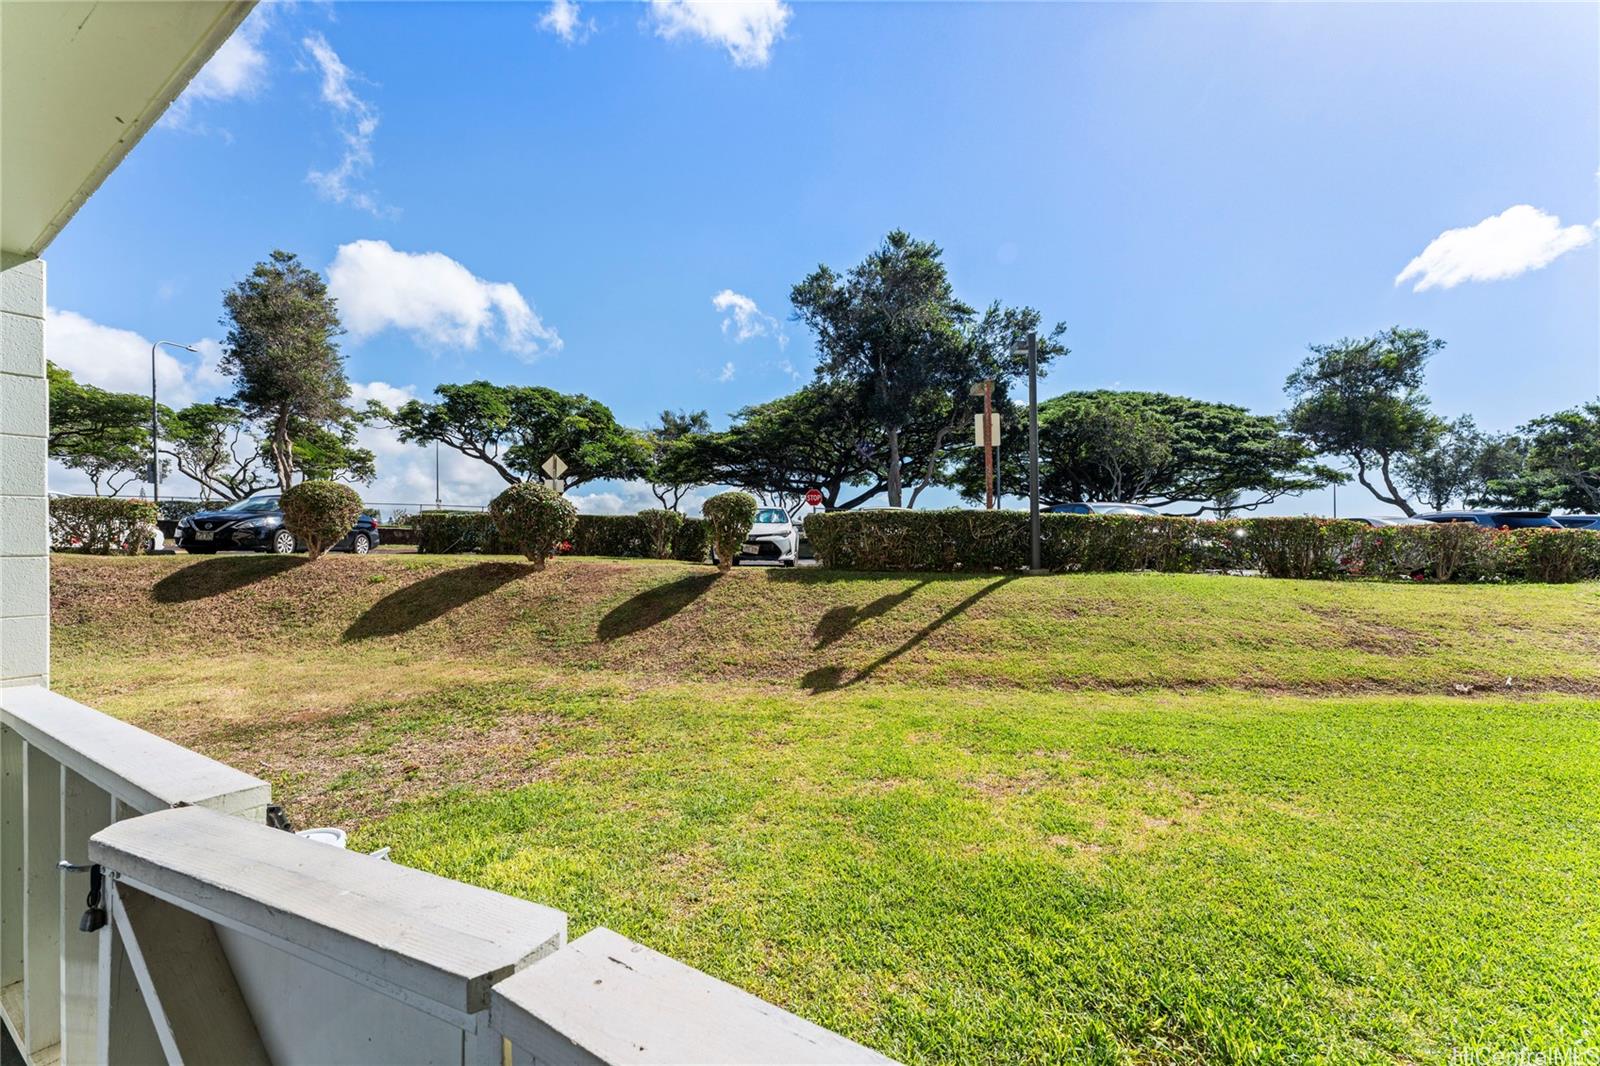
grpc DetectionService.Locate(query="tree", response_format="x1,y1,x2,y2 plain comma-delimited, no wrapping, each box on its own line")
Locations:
385,381,647,489
46,363,153,495
1399,415,1485,512
792,230,1065,507
1478,402,1600,512
1284,327,1445,516
160,403,273,501
220,250,351,488
958,391,1337,513
643,409,711,511
290,420,377,485
692,382,886,511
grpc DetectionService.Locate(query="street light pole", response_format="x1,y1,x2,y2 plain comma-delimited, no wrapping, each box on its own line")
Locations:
150,340,198,506
1026,331,1041,572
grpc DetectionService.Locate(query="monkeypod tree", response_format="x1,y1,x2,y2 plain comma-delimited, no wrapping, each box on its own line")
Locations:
46,363,157,496
219,250,352,489
693,381,888,512
643,409,711,512
489,482,577,569
279,480,363,561
1284,327,1445,516
702,491,758,572
385,382,648,489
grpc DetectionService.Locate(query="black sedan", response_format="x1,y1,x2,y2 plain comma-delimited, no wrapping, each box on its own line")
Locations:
175,495,379,555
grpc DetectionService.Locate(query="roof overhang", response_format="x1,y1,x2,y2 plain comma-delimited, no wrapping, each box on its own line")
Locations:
1,0,254,257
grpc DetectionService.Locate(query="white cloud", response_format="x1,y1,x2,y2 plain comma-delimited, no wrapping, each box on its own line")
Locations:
162,9,270,132
649,0,791,68
45,309,221,408
1395,204,1596,292
717,361,736,382
712,289,785,346
327,240,562,359
539,0,595,43
569,480,713,517
303,32,388,216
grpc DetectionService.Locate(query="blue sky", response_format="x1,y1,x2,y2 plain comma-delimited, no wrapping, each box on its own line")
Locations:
45,0,1599,516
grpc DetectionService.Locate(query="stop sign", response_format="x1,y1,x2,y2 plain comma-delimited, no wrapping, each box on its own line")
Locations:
805,488,823,507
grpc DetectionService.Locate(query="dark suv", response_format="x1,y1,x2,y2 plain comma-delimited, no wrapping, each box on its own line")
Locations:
175,495,379,555
1414,509,1562,530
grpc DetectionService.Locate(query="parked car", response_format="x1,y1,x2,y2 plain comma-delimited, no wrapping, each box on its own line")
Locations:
1047,502,1162,516
1552,514,1600,530
1414,509,1563,530
715,507,798,566
176,494,380,555
1348,516,1429,527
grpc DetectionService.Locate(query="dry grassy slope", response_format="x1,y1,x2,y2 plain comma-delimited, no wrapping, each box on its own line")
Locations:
50,553,1600,695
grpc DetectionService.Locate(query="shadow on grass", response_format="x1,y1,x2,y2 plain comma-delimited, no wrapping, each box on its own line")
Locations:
343,562,535,640
151,555,307,604
597,572,719,642
813,579,933,649
803,576,1015,693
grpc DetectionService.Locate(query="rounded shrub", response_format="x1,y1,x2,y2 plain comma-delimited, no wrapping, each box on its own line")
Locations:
702,491,758,571
280,480,364,561
638,509,686,559
489,482,577,569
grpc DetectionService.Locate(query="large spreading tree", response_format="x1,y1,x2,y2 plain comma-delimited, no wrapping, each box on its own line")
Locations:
1477,402,1600,512
690,381,886,511
383,381,647,489
791,230,1066,508
220,250,352,488
46,363,155,495
957,390,1336,513
1284,326,1444,516
643,409,711,511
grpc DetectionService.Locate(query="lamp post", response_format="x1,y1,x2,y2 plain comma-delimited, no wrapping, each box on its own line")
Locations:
1013,332,1041,571
150,340,198,506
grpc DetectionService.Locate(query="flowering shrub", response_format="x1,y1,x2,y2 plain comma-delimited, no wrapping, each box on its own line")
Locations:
48,497,158,555
488,482,577,569
280,481,363,561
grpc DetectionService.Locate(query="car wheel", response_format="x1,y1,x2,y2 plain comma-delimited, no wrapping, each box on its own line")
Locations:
782,558,796,567
271,529,296,554
352,532,371,555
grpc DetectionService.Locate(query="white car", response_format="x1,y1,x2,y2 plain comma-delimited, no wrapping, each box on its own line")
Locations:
732,507,799,566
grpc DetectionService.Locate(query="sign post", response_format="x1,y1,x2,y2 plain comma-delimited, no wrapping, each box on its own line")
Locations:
971,381,999,510
540,454,568,494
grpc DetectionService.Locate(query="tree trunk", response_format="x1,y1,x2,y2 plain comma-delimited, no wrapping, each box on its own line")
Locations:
270,411,294,489
885,426,903,508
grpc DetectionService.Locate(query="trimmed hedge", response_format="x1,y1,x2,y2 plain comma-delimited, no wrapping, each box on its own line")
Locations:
411,509,710,562
568,514,709,562
49,497,159,555
805,510,1600,583
703,492,759,571
281,480,364,560
410,511,504,554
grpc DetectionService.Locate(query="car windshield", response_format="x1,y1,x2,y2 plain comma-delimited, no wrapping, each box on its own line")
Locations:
222,497,279,514
755,509,789,524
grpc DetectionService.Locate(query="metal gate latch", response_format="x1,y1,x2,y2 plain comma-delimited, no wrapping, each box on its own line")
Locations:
58,861,107,932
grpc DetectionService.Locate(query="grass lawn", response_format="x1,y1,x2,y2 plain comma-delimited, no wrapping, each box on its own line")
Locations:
50,553,1600,1064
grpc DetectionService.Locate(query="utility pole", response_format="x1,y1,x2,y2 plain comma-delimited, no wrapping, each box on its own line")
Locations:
983,379,995,510
149,340,197,506
1026,331,1040,571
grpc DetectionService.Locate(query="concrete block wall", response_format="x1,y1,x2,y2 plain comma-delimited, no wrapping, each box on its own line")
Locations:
0,253,48,687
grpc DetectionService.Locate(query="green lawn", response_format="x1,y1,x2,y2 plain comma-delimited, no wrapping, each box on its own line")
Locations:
49,553,1600,1064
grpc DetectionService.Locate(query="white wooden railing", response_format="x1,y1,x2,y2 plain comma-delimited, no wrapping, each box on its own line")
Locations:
0,685,893,1066
0,685,271,1066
